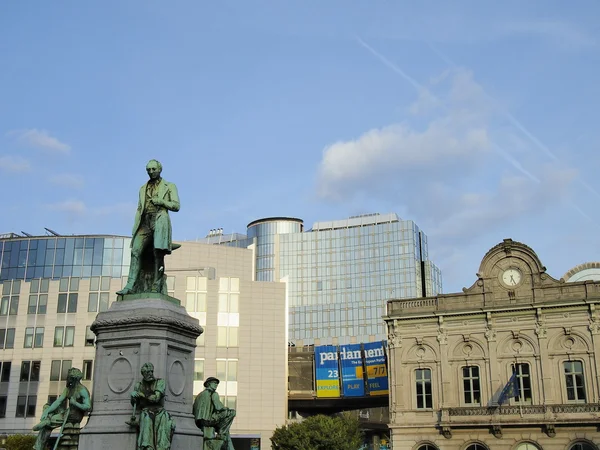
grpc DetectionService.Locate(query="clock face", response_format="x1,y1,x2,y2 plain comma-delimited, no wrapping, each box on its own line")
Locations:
502,268,522,287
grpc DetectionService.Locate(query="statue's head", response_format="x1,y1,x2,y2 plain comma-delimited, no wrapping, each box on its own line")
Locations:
141,362,155,381
66,367,83,387
203,376,220,389
146,159,162,180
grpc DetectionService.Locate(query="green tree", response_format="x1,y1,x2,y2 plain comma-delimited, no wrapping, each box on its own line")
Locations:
5,434,37,450
271,413,364,450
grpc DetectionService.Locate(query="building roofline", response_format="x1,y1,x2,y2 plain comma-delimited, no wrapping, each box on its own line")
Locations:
246,217,304,229
0,233,130,241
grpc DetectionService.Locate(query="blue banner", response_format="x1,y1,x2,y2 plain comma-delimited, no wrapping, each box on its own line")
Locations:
340,344,365,397
364,341,389,396
314,345,341,398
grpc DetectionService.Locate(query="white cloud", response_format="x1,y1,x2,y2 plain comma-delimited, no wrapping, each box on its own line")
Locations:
0,155,30,172
316,68,492,201
92,202,136,217
45,200,86,214
428,164,578,239
9,129,71,154
501,19,596,49
49,173,85,189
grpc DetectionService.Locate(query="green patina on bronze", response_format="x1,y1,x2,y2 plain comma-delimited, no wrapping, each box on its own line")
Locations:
33,367,91,450
193,377,236,450
117,159,181,297
117,292,181,306
128,362,176,450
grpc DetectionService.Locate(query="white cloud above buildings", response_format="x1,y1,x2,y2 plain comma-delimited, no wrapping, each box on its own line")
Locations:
44,200,86,214
49,173,85,189
9,128,71,154
0,155,31,173
315,61,582,252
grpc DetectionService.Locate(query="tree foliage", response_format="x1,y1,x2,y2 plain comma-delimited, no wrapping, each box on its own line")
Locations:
5,434,37,450
271,413,364,450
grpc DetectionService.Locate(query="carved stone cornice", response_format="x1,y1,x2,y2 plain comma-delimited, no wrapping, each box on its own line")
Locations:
445,403,600,417
91,315,203,336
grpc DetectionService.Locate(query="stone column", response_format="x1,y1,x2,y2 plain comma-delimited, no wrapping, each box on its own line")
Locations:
79,295,203,450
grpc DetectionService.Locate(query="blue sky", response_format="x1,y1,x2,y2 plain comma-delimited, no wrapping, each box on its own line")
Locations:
1,1,599,292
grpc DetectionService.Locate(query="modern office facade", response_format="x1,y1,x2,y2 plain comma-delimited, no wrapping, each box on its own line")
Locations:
201,213,443,346
385,238,600,450
0,233,287,449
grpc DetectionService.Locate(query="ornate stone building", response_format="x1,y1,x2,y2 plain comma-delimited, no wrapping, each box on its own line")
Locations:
385,239,600,450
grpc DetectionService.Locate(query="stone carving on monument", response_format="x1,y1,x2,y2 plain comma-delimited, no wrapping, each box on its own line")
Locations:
78,160,203,449
193,377,237,450
32,367,91,450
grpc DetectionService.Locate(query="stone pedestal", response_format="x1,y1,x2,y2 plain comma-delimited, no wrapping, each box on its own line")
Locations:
79,296,204,449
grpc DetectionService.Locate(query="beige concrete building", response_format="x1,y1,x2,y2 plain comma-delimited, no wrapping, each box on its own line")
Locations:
0,235,287,449
385,239,600,450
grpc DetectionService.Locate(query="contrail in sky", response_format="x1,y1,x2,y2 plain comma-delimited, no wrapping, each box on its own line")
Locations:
355,35,541,184
427,42,600,200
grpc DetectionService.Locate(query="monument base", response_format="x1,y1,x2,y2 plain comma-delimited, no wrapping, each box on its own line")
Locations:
79,296,203,449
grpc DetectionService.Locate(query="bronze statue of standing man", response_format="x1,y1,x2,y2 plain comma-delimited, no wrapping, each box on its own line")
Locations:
118,159,180,295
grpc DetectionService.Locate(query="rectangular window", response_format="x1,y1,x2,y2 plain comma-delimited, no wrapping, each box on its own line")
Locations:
28,294,47,315
60,360,72,381
57,293,67,313
28,295,37,314
15,395,36,418
83,360,93,381
462,366,481,405
0,296,8,315
64,326,74,347
416,368,433,409
88,293,98,312
217,327,227,347
5,328,14,348
564,361,586,402
31,361,40,381
34,327,44,348
54,326,75,347
513,363,532,404
24,327,34,348
88,291,109,313
20,361,40,382
27,395,37,417
0,361,11,382
0,395,6,418
54,327,64,347
194,359,204,381
67,293,78,313
15,395,26,417
0,328,15,349
215,359,238,408
47,395,58,406
51,360,72,381
20,361,31,381
85,326,95,346
50,360,61,381
9,296,18,315
38,294,47,314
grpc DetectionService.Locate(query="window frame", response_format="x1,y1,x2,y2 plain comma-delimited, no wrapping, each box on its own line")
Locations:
415,367,433,409
564,360,587,403
462,365,481,405
512,363,533,405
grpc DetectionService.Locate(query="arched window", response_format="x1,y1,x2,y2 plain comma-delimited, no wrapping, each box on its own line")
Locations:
417,445,438,450
569,442,597,450
515,443,540,450
465,444,488,450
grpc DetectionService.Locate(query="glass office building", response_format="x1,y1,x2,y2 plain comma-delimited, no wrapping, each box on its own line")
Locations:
201,213,443,346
